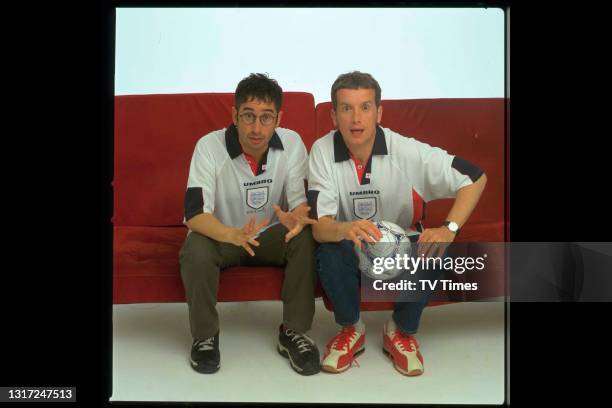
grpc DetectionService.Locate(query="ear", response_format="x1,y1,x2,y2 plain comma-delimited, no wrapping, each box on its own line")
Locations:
330,108,338,128
276,110,283,127
232,106,238,126
377,104,383,125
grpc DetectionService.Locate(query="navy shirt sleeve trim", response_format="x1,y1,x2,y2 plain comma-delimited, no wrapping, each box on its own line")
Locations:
307,190,320,220
451,156,484,183
184,187,205,221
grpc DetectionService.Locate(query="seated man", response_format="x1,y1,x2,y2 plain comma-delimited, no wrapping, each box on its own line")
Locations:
308,71,487,376
179,73,320,375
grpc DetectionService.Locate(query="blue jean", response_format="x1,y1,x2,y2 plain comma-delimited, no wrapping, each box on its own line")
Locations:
316,240,443,335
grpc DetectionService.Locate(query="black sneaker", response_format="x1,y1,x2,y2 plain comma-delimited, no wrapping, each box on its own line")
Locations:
277,324,321,375
190,332,220,374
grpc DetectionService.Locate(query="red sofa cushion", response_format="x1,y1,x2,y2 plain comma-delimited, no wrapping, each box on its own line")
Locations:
113,92,316,227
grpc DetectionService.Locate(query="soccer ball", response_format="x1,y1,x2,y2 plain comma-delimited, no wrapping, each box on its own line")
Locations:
356,220,414,280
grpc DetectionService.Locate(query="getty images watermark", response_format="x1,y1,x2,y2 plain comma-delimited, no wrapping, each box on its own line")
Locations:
358,249,496,304
371,253,488,275
369,253,488,291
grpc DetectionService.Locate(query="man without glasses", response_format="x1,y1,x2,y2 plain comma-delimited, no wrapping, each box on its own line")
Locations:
308,71,487,376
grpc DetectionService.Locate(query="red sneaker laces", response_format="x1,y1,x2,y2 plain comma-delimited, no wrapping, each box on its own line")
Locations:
330,326,357,351
391,332,418,352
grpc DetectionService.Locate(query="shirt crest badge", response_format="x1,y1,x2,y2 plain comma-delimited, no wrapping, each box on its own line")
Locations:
246,187,269,209
353,197,377,219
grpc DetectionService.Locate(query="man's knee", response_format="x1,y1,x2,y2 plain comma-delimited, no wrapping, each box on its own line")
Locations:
317,241,358,268
316,241,360,290
287,226,317,254
284,227,317,283
179,232,220,274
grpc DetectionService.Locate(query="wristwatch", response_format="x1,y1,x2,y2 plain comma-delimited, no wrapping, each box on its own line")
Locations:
443,220,460,235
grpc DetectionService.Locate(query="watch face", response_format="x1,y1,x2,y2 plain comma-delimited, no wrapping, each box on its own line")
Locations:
448,222,458,232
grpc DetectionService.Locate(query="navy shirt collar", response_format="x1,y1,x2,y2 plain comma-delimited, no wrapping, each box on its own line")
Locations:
224,124,284,159
333,125,388,163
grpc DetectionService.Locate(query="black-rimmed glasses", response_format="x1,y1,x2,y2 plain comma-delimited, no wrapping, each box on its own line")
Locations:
239,112,277,126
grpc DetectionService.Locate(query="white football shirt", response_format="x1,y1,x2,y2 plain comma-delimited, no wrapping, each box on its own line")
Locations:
184,124,309,234
307,126,483,234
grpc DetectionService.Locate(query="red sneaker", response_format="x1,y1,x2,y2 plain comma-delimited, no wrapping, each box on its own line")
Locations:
321,326,365,373
382,324,424,376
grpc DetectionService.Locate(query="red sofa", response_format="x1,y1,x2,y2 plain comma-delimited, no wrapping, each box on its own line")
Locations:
113,93,506,305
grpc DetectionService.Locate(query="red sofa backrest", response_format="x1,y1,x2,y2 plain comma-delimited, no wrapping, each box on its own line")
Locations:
114,92,316,227
315,98,505,239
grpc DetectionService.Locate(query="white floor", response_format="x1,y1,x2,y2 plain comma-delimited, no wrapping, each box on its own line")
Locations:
112,299,506,404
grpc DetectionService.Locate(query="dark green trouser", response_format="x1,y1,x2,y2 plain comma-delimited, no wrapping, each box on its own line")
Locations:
179,223,318,341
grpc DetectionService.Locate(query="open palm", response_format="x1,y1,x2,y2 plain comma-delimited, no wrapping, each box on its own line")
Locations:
272,204,317,242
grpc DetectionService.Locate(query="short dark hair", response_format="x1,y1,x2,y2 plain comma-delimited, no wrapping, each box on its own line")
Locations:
235,73,283,112
331,71,381,110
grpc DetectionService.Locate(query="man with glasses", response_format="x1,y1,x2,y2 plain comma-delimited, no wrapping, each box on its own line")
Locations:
179,73,320,375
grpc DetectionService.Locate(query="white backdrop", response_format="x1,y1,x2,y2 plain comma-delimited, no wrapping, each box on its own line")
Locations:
115,8,504,104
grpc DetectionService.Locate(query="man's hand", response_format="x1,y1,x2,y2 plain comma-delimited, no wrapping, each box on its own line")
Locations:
272,204,317,243
227,216,270,256
416,226,456,259
339,219,383,250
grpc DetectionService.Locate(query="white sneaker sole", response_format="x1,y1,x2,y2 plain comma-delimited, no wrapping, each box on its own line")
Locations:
382,346,424,376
